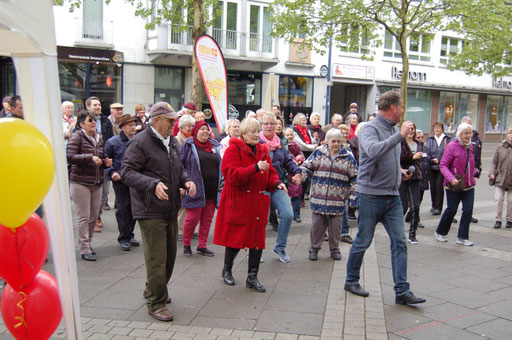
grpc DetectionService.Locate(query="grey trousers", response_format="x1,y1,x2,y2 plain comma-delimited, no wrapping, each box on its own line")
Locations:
98,179,110,217
70,183,102,254
310,212,342,253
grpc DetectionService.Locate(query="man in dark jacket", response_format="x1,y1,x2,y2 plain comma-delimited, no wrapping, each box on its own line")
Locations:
105,114,139,251
121,102,196,322
343,102,363,124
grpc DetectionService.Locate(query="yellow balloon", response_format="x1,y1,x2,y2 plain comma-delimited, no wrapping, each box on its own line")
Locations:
0,118,55,228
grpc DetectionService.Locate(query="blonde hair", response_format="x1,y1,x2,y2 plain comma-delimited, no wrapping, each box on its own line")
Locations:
239,117,260,135
355,122,366,136
224,119,240,134
338,124,350,134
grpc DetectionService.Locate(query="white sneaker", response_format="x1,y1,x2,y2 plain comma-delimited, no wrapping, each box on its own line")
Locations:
435,232,447,242
456,238,473,246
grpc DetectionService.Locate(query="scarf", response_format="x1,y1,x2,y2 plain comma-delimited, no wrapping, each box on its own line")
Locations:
259,131,281,151
434,133,446,147
349,123,357,140
295,125,311,144
182,130,192,138
193,121,213,153
457,137,472,149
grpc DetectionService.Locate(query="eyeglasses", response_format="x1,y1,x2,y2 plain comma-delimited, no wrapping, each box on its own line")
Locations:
262,122,276,126
86,118,94,123
350,106,358,109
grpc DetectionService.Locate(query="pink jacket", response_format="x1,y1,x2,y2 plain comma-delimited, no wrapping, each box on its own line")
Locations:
440,140,476,188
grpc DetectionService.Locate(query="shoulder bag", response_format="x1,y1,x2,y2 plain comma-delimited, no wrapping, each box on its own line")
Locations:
447,148,469,192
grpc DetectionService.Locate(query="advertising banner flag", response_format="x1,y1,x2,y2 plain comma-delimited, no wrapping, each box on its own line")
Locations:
194,35,228,132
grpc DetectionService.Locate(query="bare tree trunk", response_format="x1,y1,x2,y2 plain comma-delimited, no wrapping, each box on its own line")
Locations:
191,0,206,109
399,34,409,125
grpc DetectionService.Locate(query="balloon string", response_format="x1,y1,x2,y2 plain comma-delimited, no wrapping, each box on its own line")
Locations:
14,292,27,329
13,226,37,290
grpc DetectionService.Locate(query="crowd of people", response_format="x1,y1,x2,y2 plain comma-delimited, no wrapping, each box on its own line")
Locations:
2,90,511,320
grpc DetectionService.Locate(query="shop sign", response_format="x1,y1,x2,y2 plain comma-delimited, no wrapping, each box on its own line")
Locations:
332,64,374,79
391,66,427,82
57,46,124,63
492,77,512,89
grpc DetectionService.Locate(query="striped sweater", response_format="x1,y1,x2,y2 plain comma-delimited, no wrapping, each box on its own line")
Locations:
300,145,358,215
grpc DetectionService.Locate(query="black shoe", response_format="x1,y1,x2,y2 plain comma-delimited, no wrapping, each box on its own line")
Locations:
293,217,301,223
130,238,140,246
452,218,458,224
430,207,435,214
222,265,235,285
183,245,192,256
197,247,215,256
408,235,418,244
309,249,318,261
494,221,502,228
471,217,478,223
395,291,426,305
120,241,131,251
331,252,342,261
507,221,512,228
81,253,96,261
432,209,441,216
341,235,353,244
344,283,369,297
246,276,266,292
417,222,424,228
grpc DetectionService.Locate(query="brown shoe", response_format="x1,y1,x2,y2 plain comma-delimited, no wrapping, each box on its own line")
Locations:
94,226,102,233
341,235,353,244
96,218,103,228
143,290,171,303
148,307,173,322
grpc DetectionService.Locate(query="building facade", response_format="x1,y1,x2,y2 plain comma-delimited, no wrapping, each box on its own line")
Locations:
1,0,511,140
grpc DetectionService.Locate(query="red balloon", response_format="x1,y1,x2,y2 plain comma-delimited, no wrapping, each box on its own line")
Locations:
0,213,49,290
1,270,62,340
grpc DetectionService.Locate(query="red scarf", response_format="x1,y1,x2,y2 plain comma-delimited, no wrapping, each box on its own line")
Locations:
295,125,311,144
193,121,213,153
349,123,357,141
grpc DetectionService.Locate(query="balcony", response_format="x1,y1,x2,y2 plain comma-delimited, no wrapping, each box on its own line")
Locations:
74,18,114,48
147,25,279,71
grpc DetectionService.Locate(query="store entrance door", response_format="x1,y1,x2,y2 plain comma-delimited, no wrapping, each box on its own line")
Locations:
345,86,367,119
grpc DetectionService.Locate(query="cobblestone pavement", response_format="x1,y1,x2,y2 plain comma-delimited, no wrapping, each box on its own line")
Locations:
1,143,511,339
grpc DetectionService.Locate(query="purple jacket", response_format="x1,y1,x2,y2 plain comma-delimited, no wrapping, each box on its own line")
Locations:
440,140,476,188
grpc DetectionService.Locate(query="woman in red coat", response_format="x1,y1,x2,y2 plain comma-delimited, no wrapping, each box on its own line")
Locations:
213,118,284,292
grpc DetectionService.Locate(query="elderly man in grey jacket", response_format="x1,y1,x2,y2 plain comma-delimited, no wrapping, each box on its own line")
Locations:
344,91,426,306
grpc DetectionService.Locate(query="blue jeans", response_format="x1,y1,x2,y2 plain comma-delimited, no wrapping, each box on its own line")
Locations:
346,193,410,295
267,190,293,251
342,205,349,235
436,188,474,240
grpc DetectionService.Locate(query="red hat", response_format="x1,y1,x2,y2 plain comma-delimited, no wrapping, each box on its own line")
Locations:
184,102,198,111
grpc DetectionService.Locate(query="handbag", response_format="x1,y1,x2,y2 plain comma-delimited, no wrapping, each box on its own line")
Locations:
447,149,469,192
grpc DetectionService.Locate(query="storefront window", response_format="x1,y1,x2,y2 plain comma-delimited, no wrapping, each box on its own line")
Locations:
486,95,505,133
438,91,458,133
506,97,512,131
459,93,479,128
406,89,431,133
202,71,262,121
154,67,185,111
279,75,313,124
58,61,122,114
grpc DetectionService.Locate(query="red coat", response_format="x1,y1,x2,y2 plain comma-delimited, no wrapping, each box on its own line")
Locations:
213,138,280,249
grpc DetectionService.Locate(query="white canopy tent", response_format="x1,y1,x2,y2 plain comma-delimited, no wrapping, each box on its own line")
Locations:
0,1,81,339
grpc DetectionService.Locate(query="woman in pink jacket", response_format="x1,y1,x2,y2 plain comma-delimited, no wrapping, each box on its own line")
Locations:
434,123,476,246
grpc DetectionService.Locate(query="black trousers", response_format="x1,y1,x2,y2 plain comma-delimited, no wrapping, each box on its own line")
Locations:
113,181,136,243
429,170,445,211
399,179,421,236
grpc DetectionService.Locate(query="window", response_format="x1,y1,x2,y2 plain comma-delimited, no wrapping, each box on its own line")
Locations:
486,96,505,133
406,89,432,133
83,0,103,40
212,1,238,50
438,92,479,134
249,4,272,52
384,31,431,61
154,67,185,111
339,26,370,55
279,75,313,124
440,36,463,64
409,33,432,62
383,31,401,59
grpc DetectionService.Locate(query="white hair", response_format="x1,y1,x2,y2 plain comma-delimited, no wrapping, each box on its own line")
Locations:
224,119,240,134
416,129,423,134
179,115,196,129
460,116,472,125
61,101,73,111
325,128,343,142
346,114,358,124
310,112,321,122
331,113,342,123
456,122,473,138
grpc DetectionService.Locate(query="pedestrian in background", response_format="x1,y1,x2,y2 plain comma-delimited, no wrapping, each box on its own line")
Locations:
284,128,304,223
180,121,223,257
424,121,450,215
62,101,76,146
434,122,476,246
307,112,326,145
489,126,512,229
122,102,196,322
104,114,140,251
301,128,358,261
67,112,112,261
323,113,343,133
213,118,285,292
134,103,148,133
